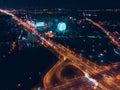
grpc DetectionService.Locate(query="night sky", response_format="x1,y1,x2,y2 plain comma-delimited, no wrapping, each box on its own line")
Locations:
0,0,120,9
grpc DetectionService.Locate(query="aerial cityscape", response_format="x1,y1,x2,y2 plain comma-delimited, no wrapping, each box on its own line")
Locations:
0,0,120,90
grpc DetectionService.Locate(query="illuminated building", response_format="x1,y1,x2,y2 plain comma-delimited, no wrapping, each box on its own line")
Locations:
57,22,66,32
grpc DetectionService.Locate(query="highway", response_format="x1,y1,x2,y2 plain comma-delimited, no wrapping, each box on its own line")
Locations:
85,18,120,50
0,9,120,90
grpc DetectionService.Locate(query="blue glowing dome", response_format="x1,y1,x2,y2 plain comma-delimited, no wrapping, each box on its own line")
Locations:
57,22,66,31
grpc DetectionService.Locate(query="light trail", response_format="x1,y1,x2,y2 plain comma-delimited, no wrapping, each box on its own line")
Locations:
84,73,98,86
0,9,54,48
0,9,120,90
85,18,120,50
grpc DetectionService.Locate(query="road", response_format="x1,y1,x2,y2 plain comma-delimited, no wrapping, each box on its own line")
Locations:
85,18,120,50
0,9,120,90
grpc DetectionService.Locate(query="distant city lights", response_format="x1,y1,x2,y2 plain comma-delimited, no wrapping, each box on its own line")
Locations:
0,8,120,90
